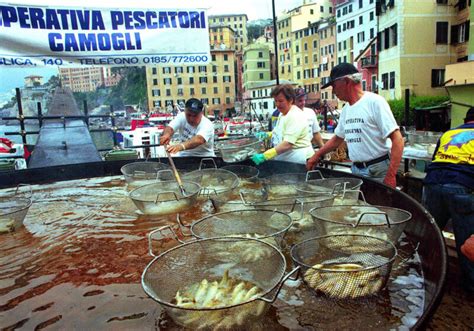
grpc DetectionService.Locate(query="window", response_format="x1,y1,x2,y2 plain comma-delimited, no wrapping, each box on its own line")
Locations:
177,88,183,96
153,100,161,108
362,80,367,91
163,67,171,74
389,71,395,89
223,76,231,82
152,68,157,75
175,67,183,74
164,78,172,85
153,79,158,86
212,98,220,104
359,0,363,8
166,89,171,96
313,40,317,48
201,87,206,94
296,45,299,52
190,88,195,95
213,87,218,94
201,98,209,104
436,0,448,3
384,28,390,49
259,73,264,79
189,77,194,84
431,69,445,87
187,66,195,73
225,86,230,93
370,28,375,39
436,22,449,44
310,9,314,14
213,76,218,83
371,75,377,92
224,65,229,72
199,66,207,73
320,6,324,12
257,62,265,68
226,97,231,104
177,78,182,85
381,73,389,90
370,11,374,21
224,54,228,61
258,51,263,58
391,24,398,46
359,16,363,25
152,89,160,97
200,77,208,83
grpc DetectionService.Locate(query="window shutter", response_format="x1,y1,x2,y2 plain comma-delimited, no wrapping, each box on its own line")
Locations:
465,21,470,41
431,70,436,87
451,24,458,44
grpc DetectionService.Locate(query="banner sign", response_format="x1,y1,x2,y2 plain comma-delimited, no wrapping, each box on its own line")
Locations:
0,4,211,67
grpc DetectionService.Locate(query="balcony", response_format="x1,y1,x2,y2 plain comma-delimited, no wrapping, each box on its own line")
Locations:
361,55,378,68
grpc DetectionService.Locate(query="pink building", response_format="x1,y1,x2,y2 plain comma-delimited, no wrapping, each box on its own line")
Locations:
355,37,378,93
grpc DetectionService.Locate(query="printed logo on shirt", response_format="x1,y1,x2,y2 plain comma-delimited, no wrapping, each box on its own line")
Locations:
344,117,365,144
434,128,474,165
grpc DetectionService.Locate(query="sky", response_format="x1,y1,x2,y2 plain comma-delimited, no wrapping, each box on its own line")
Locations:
0,0,303,96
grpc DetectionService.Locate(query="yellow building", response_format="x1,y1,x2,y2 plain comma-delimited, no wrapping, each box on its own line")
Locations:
208,14,248,52
59,68,104,93
145,50,236,115
277,0,333,82
209,25,236,50
318,19,337,103
377,0,457,100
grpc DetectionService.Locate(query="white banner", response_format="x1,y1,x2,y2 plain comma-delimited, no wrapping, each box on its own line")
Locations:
0,4,211,67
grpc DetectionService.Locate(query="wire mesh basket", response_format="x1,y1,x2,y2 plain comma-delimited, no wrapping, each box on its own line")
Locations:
291,235,397,299
189,209,293,249
142,237,297,330
296,177,363,196
309,205,412,243
120,161,171,189
183,168,240,198
0,185,32,233
263,171,319,198
221,164,260,183
128,181,201,215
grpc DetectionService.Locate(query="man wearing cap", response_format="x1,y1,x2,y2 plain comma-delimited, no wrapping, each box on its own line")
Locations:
306,62,404,188
422,107,474,292
294,87,324,148
159,98,215,157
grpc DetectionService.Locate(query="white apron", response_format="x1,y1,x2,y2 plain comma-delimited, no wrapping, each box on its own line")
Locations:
271,115,313,165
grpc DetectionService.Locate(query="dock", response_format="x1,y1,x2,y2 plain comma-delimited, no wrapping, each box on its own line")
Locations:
28,88,102,168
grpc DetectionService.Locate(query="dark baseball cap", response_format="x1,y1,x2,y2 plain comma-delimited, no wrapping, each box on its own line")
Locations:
185,98,204,113
294,87,306,98
465,107,474,123
322,62,360,89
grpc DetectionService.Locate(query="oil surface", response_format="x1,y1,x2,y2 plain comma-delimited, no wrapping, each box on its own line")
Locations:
0,176,424,330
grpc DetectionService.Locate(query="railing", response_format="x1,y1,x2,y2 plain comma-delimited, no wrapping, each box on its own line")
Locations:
361,55,377,68
1,88,124,152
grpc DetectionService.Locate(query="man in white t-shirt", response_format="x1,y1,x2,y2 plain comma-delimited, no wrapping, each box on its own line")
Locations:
294,87,324,148
306,63,404,188
159,98,215,157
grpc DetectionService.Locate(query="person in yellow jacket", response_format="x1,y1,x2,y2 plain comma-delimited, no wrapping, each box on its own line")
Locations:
422,107,474,293
252,84,313,165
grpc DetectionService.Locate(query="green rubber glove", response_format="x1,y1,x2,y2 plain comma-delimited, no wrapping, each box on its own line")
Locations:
251,153,266,165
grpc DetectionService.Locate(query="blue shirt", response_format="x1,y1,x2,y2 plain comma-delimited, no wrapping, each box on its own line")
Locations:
424,123,474,189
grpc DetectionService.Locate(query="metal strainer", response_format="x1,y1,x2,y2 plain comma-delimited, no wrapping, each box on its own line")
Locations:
291,234,397,299
189,209,293,248
310,204,412,243
142,237,298,330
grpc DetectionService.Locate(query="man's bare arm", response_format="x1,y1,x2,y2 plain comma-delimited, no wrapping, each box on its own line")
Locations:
384,129,404,188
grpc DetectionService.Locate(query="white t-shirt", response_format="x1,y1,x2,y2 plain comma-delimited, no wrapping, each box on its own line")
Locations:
302,107,321,137
168,112,215,157
334,92,398,162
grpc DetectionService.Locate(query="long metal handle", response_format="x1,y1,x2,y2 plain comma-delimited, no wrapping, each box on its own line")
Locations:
164,145,186,195
258,266,300,303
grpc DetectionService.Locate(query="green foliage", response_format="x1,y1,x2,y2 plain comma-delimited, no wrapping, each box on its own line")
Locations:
388,95,449,125
72,66,147,112
46,75,60,89
105,66,147,110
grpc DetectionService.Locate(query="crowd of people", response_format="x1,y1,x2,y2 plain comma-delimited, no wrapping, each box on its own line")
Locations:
161,63,473,292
